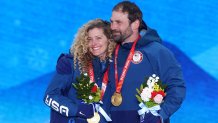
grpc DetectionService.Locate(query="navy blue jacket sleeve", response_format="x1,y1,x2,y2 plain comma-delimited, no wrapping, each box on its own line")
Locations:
43,54,78,117
155,46,186,120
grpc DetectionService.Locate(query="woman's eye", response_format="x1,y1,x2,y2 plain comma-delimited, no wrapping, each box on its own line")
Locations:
97,37,102,40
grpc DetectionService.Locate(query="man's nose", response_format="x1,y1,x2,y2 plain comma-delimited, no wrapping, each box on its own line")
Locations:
110,23,117,30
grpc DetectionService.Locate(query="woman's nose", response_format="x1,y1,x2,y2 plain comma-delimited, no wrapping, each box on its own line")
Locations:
90,39,97,46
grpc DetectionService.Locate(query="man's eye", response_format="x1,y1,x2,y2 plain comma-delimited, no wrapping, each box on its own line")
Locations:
87,39,92,42
116,21,121,24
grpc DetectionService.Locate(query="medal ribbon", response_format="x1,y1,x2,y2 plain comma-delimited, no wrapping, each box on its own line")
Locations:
88,62,109,100
114,35,140,93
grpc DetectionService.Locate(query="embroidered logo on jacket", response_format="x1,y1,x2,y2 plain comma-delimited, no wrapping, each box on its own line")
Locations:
132,51,143,64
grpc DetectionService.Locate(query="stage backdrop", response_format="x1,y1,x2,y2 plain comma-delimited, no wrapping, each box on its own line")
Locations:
0,0,218,123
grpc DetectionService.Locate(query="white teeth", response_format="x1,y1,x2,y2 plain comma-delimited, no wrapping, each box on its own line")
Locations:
93,47,100,50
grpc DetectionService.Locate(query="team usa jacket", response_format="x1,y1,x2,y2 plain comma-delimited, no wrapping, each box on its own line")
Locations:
108,27,186,123
43,54,111,123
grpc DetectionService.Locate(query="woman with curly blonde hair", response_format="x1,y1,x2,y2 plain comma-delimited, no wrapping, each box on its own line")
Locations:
71,19,116,72
44,19,116,123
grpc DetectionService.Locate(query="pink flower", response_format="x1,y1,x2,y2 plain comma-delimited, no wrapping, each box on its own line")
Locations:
153,94,163,104
151,90,165,99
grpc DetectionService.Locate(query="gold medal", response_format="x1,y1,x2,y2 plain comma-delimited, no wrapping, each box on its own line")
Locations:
111,92,122,106
87,112,100,123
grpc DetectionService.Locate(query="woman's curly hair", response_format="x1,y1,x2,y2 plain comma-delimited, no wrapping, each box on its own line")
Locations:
70,19,116,73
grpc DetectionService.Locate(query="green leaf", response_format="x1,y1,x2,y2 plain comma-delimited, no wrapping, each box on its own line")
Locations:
140,84,143,91
145,101,158,108
72,84,77,89
93,96,100,102
143,82,147,88
136,95,143,103
136,88,141,95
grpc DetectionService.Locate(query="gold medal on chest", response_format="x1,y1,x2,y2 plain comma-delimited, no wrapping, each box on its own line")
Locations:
111,92,122,106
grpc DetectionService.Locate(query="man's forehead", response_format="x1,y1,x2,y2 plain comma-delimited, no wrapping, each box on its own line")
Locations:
111,11,128,20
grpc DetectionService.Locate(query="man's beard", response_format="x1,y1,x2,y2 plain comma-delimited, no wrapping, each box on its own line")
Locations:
112,27,132,44
112,31,124,43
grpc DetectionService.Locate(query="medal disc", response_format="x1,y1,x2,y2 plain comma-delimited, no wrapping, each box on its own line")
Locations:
87,112,100,123
111,92,122,106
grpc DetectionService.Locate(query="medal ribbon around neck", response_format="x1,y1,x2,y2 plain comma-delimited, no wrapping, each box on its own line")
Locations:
114,35,141,93
88,62,112,122
88,62,109,100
